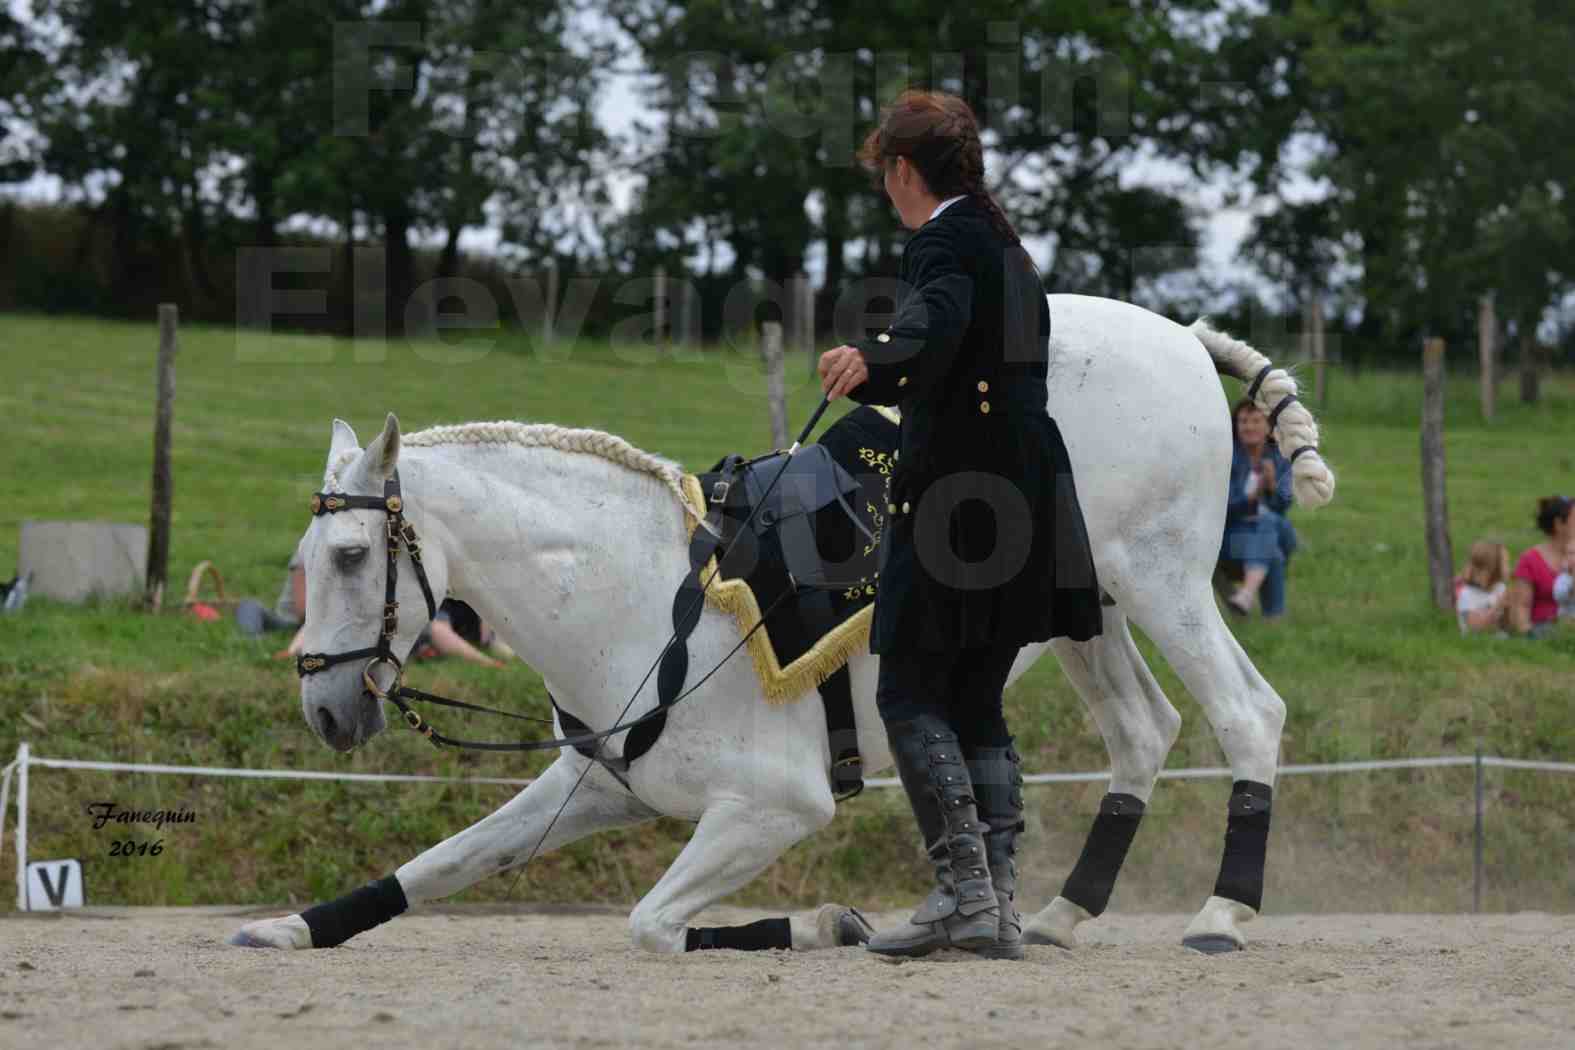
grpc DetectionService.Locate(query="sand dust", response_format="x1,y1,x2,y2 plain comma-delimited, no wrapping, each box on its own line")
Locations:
1,905,1571,1050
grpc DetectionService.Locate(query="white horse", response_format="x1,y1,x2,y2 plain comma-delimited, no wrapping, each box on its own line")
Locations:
232,295,1333,955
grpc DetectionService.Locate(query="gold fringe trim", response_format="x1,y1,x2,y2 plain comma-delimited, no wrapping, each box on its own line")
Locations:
680,473,873,705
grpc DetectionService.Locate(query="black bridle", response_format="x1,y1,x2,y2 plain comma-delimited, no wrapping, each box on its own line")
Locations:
295,472,559,748
291,466,786,754
296,395,836,761
296,474,440,731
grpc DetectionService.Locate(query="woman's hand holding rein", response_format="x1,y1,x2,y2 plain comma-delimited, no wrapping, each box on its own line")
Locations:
818,345,870,401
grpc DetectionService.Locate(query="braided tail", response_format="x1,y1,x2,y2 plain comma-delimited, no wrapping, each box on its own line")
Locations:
1190,319,1336,508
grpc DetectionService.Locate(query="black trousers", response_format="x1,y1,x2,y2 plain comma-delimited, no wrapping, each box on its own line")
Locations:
874,643,1020,753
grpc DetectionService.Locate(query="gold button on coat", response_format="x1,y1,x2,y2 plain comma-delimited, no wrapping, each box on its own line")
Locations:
980,401,991,414
977,380,989,393
887,503,897,514
876,332,891,343
897,376,908,387
901,501,911,513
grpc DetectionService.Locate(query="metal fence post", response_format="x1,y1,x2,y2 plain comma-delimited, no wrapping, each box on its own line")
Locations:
14,741,28,911
1473,743,1484,914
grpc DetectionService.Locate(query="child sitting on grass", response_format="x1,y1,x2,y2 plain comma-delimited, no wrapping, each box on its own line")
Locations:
1456,540,1511,636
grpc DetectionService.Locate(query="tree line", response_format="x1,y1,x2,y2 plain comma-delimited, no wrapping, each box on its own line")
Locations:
1,0,1571,365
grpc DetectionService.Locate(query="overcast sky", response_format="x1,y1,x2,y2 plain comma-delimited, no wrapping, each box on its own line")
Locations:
2,0,1312,307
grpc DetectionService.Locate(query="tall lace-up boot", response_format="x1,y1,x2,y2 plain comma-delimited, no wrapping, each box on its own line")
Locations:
866,717,1000,957
967,742,1025,960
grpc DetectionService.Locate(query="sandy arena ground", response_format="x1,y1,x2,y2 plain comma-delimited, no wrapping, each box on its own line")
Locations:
1,905,1571,1050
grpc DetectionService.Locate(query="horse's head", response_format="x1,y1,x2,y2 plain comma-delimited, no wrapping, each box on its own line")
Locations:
297,413,447,751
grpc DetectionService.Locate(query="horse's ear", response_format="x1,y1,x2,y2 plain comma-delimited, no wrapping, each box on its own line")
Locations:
360,413,401,482
323,419,360,485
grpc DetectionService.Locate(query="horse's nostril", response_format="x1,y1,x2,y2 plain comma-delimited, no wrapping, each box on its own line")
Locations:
316,707,338,740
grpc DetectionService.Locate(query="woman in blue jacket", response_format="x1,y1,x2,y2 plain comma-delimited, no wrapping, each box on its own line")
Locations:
1222,398,1298,616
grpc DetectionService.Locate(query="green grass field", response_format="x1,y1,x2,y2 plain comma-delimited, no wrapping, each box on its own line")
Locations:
2,312,1572,918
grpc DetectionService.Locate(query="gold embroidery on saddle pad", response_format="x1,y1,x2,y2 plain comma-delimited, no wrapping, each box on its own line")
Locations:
680,473,874,705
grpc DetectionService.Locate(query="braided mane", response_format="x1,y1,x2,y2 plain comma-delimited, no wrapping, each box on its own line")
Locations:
329,420,700,519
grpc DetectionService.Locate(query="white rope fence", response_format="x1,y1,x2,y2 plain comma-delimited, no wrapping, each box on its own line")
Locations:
5,742,1573,911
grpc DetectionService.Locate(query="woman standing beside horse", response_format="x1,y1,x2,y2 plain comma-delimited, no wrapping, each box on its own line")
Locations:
818,90,1104,959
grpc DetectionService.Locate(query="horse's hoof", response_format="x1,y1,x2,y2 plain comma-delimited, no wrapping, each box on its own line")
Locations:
1020,929,1073,949
1181,895,1255,955
228,915,313,950
1021,896,1089,950
1182,934,1243,955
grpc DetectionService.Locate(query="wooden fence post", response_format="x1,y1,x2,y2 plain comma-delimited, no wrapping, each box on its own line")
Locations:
791,271,816,376
1518,315,1539,404
654,266,667,352
542,262,559,348
1311,297,1327,406
146,304,179,612
678,279,698,347
1478,293,1496,422
1421,337,1454,610
762,321,788,449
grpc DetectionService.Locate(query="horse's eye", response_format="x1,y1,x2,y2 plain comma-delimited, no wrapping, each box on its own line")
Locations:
335,546,369,570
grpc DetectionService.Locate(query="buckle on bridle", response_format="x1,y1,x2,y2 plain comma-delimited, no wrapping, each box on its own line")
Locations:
710,479,731,504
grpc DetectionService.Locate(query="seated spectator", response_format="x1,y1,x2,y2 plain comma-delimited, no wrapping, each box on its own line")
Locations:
280,598,508,668
1508,496,1573,639
1455,540,1511,635
1563,532,1575,623
1219,399,1298,618
235,543,305,637
411,600,510,668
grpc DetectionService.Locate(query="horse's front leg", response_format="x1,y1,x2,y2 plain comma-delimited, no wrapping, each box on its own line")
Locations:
229,754,655,949
626,791,870,954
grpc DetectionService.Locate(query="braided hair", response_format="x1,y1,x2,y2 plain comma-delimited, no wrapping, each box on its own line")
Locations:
857,90,1023,249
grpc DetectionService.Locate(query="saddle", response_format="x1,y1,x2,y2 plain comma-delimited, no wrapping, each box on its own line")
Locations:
555,406,899,802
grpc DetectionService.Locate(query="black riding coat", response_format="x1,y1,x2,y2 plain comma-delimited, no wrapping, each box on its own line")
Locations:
849,196,1102,654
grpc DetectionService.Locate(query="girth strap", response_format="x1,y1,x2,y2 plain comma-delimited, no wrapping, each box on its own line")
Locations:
817,667,864,801
551,692,632,792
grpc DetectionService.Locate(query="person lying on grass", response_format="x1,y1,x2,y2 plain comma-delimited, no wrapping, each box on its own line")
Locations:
279,599,511,668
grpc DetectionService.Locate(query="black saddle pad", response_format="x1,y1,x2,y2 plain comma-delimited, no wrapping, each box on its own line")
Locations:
699,406,899,669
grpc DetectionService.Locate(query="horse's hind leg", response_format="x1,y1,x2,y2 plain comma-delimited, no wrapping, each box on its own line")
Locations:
1021,606,1182,948
229,754,656,949
1131,584,1286,953
627,791,865,953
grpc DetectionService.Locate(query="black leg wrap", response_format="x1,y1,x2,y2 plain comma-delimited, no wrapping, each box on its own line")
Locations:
684,917,792,952
1212,780,1273,912
299,874,408,948
1060,793,1146,918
